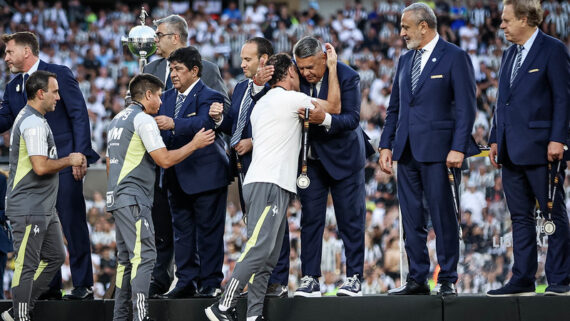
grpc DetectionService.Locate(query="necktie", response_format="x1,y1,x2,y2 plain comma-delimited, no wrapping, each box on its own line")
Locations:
174,93,185,119
411,49,425,93
21,73,29,95
165,70,173,90
230,82,253,147
311,84,318,98
510,45,524,87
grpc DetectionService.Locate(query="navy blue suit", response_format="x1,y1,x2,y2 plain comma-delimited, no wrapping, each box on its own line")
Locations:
380,38,479,284
0,173,13,299
159,79,230,291
1,60,98,289
298,62,367,279
218,79,290,286
489,30,570,287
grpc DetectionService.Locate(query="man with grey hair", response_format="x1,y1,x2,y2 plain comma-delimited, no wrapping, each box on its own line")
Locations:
292,36,374,297
379,2,479,296
487,0,569,297
144,14,230,299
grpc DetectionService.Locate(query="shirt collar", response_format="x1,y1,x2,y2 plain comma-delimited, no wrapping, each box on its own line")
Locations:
26,58,40,77
178,78,200,97
521,28,539,52
421,33,439,55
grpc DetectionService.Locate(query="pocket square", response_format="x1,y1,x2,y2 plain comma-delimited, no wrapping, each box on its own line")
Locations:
186,112,196,117
528,69,539,73
430,74,443,79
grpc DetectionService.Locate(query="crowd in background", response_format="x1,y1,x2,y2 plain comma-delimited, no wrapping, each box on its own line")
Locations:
0,0,569,298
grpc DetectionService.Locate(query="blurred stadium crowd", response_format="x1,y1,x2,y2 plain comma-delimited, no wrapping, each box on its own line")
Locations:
0,0,569,298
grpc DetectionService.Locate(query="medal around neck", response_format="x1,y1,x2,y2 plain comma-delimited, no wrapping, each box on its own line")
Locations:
297,174,310,189
543,220,556,236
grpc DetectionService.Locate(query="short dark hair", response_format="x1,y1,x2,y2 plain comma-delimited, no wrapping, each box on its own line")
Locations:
26,70,57,100
1,31,40,56
503,0,543,27
293,36,322,59
267,53,294,86
129,73,164,101
168,46,202,77
245,37,274,58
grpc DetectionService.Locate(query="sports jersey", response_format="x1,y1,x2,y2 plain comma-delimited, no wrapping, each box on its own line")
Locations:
106,104,165,211
7,105,58,216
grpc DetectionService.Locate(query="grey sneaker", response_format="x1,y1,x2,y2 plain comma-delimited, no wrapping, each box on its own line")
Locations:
337,274,362,296
1,309,14,321
294,276,321,297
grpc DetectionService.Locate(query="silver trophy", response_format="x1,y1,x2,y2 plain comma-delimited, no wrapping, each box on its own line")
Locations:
122,6,156,73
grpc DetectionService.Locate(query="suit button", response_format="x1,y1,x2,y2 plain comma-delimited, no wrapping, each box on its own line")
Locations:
506,102,510,106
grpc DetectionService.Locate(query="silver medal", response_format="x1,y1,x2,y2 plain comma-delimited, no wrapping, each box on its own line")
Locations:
297,174,310,189
543,220,556,236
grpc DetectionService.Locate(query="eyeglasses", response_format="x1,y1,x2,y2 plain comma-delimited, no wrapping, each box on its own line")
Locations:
154,32,176,40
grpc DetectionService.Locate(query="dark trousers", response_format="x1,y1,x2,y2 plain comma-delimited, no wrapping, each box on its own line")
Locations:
50,171,93,290
397,144,460,283
150,181,174,292
298,159,365,278
166,170,227,290
501,148,570,286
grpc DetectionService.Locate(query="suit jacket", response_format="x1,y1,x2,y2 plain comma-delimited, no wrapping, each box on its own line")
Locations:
0,60,100,171
299,62,368,181
217,79,269,178
159,79,229,195
379,38,480,162
489,30,570,164
144,57,231,112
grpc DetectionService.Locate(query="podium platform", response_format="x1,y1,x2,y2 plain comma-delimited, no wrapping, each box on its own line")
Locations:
0,295,568,321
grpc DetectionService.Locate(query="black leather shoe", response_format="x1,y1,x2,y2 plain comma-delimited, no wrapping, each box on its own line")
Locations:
63,286,94,300
437,280,457,296
197,286,223,298
160,286,196,299
149,282,168,299
266,283,288,298
37,288,63,300
388,279,430,295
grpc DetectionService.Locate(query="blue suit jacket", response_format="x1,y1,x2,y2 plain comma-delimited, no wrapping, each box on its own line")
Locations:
0,60,100,169
380,38,480,161
160,79,229,195
299,62,368,181
489,30,570,164
217,79,269,178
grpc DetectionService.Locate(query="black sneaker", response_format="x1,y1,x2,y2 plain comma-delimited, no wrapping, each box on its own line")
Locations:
205,303,238,321
294,276,321,297
37,288,63,300
486,282,535,297
266,283,288,298
1,308,13,321
337,274,362,297
544,284,570,296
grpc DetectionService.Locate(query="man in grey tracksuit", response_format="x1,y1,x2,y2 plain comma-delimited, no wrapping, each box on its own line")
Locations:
2,70,84,321
106,74,215,321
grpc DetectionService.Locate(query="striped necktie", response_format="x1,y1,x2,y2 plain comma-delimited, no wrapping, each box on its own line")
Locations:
174,93,185,119
230,82,253,147
411,49,425,93
510,45,524,87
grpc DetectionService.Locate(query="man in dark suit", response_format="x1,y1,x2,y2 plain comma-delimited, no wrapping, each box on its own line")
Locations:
143,14,230,298
1,32,99,300
378,3,479,296
487,0,570,297
292,36,370,297
209,37,290,297
155,47,229,298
